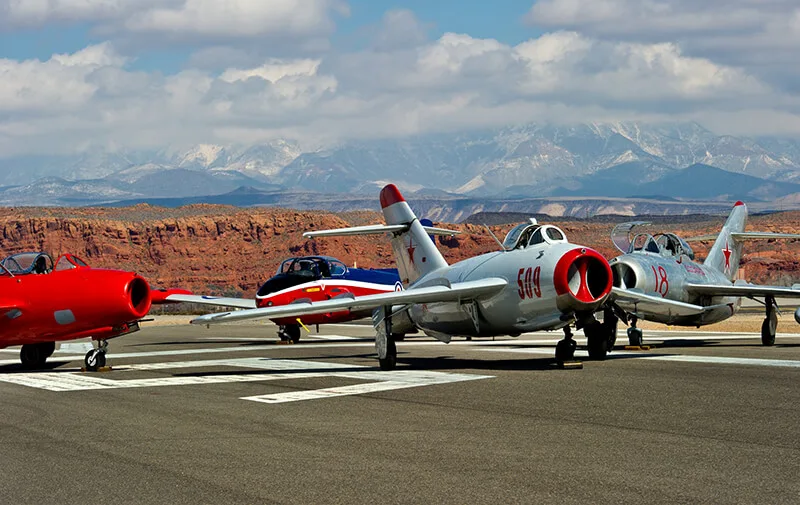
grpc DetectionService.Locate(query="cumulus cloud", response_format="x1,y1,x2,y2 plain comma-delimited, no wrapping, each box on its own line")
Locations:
525,0,800,91
1,0,348,39
1,6,799,158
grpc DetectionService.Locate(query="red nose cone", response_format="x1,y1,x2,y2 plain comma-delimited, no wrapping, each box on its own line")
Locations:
380,184,405,209
734,201,744,207
553,248,613,303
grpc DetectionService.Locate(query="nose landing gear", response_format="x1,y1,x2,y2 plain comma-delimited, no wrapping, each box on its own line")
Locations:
84,340,108,371
555,326,577,364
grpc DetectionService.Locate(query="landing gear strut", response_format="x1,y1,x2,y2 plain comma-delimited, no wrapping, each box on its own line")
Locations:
278,324,301,344
761,295,778,346
84,340,108,371
585,308,618,360
20,341,55,369
626,315,643,347
555,326,577,363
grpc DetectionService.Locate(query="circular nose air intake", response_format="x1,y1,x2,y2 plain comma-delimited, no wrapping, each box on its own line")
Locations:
554,248,613,303
127,276,152,318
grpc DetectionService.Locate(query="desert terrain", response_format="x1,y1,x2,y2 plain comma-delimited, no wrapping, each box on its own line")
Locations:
0,204,798,299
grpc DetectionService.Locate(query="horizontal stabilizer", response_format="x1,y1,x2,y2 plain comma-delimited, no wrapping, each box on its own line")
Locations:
686,232,800,242
731,232,800,241
165,294,257,309
304,224,460,239
191,277,507,325
685,283,800,298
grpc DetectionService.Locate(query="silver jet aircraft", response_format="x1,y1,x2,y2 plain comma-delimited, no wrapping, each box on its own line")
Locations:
190,184,616,369
607,201,800,346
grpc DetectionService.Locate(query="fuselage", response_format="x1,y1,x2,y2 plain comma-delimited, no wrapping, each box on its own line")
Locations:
407,242,612,337
0,267,151,348
610,252,740,326
256,264,402,326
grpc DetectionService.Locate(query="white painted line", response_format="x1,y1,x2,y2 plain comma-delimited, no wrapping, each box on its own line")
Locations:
477,347,800,369
0,358,494,403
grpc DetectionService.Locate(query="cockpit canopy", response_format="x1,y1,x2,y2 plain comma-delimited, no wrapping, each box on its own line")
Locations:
626,232,695,259
276,256,347,278
611,222,695,260
502,220,568,250
0,252,89,276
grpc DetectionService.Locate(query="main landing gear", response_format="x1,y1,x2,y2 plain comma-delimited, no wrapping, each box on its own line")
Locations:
278,324,301,344
761,295,778,346
584,308,618,360
84,340,108,371
375,305,400,371
20,341,55,369
626,315,644,347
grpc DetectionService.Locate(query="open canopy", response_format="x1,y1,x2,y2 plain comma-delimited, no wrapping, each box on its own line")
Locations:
0,252,89,276
611,222,694,259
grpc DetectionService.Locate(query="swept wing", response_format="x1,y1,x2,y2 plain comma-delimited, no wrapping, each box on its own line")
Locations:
609,287,707,317
165,294,257,309
190,277,507,325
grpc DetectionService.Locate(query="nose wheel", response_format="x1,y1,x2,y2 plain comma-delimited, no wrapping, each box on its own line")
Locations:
84,340,108,371
278,324,302,344
626,315,643,347
555,327,577,363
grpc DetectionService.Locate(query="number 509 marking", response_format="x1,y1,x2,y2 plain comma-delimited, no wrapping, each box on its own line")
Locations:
518,266,541,299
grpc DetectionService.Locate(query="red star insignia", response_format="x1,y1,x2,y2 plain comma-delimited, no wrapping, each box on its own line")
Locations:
407,236,415,263
722,240,732,273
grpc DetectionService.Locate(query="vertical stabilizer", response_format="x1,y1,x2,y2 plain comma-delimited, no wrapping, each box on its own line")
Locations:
704,201,747,281
380,184,448,285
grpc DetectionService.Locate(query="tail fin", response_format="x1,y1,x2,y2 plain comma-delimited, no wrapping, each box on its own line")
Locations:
704,201,747,281
380,184,448,285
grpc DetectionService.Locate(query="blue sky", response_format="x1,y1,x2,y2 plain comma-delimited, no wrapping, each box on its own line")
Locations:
2,1,540,72
0,0,799,157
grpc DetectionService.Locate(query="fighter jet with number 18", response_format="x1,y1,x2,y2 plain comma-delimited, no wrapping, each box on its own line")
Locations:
606,201,800,346
191,184,616,370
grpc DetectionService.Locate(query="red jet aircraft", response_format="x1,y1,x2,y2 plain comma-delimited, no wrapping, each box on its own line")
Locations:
0,251,189,370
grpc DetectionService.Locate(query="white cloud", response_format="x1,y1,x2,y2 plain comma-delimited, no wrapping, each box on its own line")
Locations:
123,0,347,37
1,0,348,39
0,24,799,159
525,0,800,91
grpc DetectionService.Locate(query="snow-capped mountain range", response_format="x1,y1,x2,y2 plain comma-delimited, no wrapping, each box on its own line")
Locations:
2,122,800,207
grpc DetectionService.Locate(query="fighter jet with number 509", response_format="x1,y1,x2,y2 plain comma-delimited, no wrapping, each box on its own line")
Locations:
191,184,616,370
606,201,800,346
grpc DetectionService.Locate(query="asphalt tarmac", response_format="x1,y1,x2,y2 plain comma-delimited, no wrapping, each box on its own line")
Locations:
1,322,799,505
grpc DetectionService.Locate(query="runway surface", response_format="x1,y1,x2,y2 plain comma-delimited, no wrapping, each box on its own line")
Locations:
2,323,799,504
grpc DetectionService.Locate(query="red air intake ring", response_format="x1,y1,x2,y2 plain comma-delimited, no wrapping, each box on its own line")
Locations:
553,247,613,303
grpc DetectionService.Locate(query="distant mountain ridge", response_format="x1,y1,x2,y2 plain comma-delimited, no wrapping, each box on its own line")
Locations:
1,121,800,208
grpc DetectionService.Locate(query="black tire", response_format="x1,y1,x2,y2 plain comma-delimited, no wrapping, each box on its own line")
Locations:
379,338,398,370
587,335,608,360
555,339,576,363
761,316,777,346
285,324,301,344
627,327,643,347
20,344,46,369
84,349,105,371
